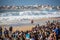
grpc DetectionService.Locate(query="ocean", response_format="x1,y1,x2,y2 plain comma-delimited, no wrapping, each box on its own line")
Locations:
0,0,60,6
0,9,60,26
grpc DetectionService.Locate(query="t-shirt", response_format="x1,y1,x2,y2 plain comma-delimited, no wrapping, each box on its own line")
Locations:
54,28,60,36
4,30,9,34
26,33,30,39
0,31,2,36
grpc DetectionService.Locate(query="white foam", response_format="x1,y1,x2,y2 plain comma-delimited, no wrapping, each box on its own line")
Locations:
0,11,60,21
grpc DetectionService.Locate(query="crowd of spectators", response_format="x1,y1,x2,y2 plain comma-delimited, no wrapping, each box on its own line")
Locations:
0,20,60,40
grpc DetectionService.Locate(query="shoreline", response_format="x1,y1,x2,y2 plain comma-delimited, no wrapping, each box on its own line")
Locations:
1,17,60,32
0,17,60,26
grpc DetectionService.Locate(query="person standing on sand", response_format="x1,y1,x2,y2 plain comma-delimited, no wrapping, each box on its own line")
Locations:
54,26,60,40
4,28,9,37
31,20,34,24
9,26,13,34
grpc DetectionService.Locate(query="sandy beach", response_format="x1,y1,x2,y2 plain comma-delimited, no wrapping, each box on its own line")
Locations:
1,17,60,32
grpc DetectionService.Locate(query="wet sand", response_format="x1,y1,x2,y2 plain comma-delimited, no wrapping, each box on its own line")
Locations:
1,17,60,32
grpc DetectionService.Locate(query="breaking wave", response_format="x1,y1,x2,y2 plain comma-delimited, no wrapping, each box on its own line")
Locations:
0,10,60,22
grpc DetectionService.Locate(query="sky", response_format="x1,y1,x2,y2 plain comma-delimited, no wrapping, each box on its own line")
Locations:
0,0,60,6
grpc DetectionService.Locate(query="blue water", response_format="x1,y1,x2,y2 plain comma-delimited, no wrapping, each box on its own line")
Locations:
0,9,59,17
0,9,60,26
0,0,60,6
